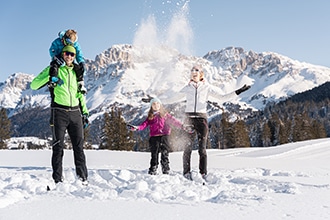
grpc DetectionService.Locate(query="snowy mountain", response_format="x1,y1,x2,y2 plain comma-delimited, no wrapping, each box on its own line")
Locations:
1,44,330,138
82,44,330,114
0,73,34,112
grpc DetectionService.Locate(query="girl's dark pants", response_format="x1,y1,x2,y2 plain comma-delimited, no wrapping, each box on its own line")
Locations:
149,135,170,174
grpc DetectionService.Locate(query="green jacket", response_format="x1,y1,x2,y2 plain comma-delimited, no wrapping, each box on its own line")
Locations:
30,65,89,115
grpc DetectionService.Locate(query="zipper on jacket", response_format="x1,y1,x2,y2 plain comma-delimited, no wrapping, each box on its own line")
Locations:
66,68,73,107
194,85,198,113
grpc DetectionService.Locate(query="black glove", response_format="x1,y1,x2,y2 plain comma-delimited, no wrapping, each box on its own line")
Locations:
141,95,154,103
49,64,58,78
82,114,89,129
78,81,87,95
126,124,138,131
235,84,251,95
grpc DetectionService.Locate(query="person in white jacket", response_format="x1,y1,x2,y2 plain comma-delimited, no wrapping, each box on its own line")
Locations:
144,65,250,180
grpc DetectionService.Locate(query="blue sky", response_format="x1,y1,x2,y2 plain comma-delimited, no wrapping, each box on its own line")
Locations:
0,0,329,82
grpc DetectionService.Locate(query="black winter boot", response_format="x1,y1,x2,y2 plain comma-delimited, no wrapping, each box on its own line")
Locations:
148,166,158,175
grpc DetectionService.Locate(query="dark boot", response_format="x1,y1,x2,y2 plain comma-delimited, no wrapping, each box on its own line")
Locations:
162,168,170,174
183,172,192,180
148,166,158,175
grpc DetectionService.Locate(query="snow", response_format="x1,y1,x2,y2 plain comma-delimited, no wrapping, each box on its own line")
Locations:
0,138,329,219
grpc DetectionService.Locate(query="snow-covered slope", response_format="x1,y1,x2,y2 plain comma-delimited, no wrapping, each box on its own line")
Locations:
0,138,329,219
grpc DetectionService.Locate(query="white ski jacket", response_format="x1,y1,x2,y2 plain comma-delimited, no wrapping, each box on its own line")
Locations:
162,80,237,114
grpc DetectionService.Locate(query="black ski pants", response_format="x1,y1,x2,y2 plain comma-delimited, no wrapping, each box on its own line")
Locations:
149,135,170,174
51,107,87,183
183,116,208,175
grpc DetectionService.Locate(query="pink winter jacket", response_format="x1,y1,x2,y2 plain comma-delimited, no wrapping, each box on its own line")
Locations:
137,112,183,137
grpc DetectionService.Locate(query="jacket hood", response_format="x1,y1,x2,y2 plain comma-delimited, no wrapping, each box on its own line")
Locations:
58,30,66,39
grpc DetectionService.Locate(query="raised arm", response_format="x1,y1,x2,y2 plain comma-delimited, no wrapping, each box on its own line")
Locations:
30,67,50,90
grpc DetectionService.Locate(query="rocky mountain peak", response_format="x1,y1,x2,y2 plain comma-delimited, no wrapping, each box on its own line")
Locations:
4,73,34,90
85,44,134,79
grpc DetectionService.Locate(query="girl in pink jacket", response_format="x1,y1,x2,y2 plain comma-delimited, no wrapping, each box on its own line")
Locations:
131,98,183,175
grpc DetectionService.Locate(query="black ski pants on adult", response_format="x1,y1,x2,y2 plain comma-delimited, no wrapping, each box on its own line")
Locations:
51,107,87,183
183,115,208,175
149,135,170,174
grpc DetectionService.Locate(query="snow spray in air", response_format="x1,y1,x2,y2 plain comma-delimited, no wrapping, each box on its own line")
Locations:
133,1,195,152
132,0,194,96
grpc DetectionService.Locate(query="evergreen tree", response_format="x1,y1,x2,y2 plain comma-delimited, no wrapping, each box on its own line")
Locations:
299,112,313,141
278,121,289,145
99,108,134,151
292,114,310,142
311,120,327,139
209,121,221,149
265,113,281,145
221,112,235,148
220,112,229,149
99,112,111,149
233,119,250,147
261,121,272,147
0,108,11,149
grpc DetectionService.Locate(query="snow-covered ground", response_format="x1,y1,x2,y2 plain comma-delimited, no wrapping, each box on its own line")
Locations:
0,138,329,220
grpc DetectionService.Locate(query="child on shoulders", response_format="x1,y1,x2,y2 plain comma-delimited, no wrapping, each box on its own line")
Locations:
49,29,87,94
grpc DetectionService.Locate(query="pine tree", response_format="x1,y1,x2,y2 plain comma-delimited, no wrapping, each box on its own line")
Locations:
292,113,311,142
266,113,281,145
234,119,250,147
220,112,229,149
209,121,221,149
115,109,134,151
0,108,11,149
99,112,111,149
261,121,272,147
278,121,289,145
300,112,313,141
311,120,327,139
221,112,235,148
99,108,134,151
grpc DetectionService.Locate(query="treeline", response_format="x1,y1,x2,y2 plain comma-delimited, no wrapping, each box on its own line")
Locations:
245,100,328,147
0,108,11,149
97,97,329,150
206,82,330,148
244,82,330,147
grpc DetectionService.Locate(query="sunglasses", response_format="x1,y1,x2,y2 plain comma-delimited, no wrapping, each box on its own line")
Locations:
63,51,75,57
191,68,199,72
